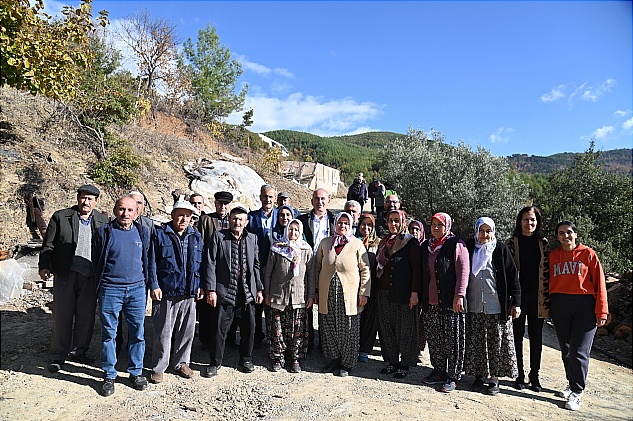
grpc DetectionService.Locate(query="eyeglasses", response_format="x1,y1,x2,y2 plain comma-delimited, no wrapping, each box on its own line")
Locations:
430,223,445,229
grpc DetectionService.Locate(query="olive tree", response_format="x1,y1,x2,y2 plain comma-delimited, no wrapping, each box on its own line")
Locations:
380,127,528,240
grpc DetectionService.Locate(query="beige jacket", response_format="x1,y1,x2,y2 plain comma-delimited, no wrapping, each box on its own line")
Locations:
315,236,371,316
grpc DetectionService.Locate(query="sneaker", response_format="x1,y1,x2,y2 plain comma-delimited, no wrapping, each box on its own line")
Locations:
177,364,195,379
150,372,163,384
565,392,582,411
271,360,282,372
129,375,148,391
558,386,572,399
100,378,115,397
202,365,220,378
290,360,301,373
380,364,398,375
471,377,485,393
335,366,350,377
441,378,457,393
358,352,369,363
484,383,500,396
69,353,95,365
48,360,63,373
423,370,447,385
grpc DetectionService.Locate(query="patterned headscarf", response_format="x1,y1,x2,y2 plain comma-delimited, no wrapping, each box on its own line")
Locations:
332,212,354,249
355,213,380,248
471,217,497,276
270,219,311,276
376,210,411,277
428,212,454,253
408,219,426,245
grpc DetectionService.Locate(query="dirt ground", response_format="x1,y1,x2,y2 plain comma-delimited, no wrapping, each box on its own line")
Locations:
1,284,632,421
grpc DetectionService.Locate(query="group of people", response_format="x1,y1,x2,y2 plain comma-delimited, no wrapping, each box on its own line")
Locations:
39,183,608,412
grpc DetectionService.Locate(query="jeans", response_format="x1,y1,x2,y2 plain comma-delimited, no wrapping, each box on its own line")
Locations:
99,283,146,379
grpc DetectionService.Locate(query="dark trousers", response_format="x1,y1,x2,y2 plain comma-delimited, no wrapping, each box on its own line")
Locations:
197,299,213,346
550,294,597,394
254,302,265,342
512,299,544,378
210,301,255,367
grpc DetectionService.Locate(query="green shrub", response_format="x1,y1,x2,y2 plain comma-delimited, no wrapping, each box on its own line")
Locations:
91,140,142,188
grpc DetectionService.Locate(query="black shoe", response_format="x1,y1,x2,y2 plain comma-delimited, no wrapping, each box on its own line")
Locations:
485,382,500,396
471,377,485,393
514,376,526,390
48,360,63,373
529,373,542,392
129,375,148,391
202,365,220,378
394,367,409,379
380,364,397,375
69,353,95,365
100,378,115,397
239,361,255,373
321,359,340,373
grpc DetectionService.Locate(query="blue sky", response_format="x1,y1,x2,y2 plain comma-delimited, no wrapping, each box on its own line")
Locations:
47,1,632,157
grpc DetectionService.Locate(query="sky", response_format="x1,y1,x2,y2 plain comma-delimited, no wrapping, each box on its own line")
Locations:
45,0,632,157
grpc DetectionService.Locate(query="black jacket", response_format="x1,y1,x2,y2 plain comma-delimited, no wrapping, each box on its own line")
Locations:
297,210,336,249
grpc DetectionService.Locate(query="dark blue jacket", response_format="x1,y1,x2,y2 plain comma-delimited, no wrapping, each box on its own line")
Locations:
248,207,278,266
151,223,203,298
92,220,155,290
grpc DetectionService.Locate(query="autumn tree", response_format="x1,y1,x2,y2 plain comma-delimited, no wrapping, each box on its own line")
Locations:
182,24,247,122
0,0,108,99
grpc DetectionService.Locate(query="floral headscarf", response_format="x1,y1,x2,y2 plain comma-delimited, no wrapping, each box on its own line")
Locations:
355,213,380,248
471,217,497,276
270,219,311,276
428,212,455,253
408,219,426,245
332,212,354,249
376,210,412,277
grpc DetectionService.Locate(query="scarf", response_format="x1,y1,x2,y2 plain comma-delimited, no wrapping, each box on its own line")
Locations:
428,212,455,253
355,213,381,248
408,219,426,245
376,210,413,278
332,212,354,250
471,217,497,276
270,219,311,276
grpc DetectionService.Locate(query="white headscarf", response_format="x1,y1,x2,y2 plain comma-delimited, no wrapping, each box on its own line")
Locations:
332,212,354,249
471,217,497,276
270,219,311,276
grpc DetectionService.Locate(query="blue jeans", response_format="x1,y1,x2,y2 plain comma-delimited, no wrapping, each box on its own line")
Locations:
99,283,146,379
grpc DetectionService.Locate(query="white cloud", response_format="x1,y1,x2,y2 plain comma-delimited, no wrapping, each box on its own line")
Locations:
615,109,631,117
568,79,617,104
274,68,294,78
488,127,514,144
591,125,614,140
227,92,382,136
42,0,67,17
237,56,294,78
540,85,566,102
623,117,633,131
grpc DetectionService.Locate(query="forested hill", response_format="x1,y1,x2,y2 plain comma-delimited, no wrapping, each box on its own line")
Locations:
264,129,632,179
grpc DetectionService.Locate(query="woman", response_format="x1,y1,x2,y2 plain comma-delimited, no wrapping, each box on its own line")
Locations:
316,212,371,377
269,205,295,244
409,219,428,360
375,210,422,378
505,206,549,391
421,212,469,392
356,214,381,363
263,219,314,373
464,217,521,396
549,221,608,411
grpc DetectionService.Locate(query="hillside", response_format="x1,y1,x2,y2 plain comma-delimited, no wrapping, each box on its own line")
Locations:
508,149,632,176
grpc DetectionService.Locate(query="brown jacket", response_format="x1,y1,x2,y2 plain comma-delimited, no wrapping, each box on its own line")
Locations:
263,248,315,309
315,236,371,316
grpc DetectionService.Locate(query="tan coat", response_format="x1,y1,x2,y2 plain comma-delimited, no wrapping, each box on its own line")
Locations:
315,236,371,316
263,248,315,309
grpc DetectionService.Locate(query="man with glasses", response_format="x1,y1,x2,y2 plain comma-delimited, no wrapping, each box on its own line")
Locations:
377,194,402,237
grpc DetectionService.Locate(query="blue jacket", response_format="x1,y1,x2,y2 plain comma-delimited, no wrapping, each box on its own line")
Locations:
151,223,203,298
92,220,155,291
248,207,278,266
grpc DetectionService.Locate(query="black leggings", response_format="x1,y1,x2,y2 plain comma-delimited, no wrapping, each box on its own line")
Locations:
512,301,544,378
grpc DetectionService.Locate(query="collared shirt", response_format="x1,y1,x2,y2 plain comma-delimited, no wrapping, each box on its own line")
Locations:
77,210,93,226
311,212,330,254
467,260,501,314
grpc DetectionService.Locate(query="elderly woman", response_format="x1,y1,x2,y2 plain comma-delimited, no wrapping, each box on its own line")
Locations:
263,219,314,373
316,212,371,377
408,219,427,359
421,212,469,392
269,205,295,244
549,221,608,411
505,206,550,391
464,217,521,396
356,214,381,363
375,210,422,378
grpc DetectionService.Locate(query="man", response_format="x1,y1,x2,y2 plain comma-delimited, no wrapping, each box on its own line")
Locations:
39,185,109,373
247,184,278,345
202,205,264,377
189,193,206,215
297,188,336,351
277,191,300,217
344,200,362,235
376,194,402,237
129,191,155,235
368,178,377,214
92,196,154,397
197,191,233,350
373,180,386,218
149,201,203,384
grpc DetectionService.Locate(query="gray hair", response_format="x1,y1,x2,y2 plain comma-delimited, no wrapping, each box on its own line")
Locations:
260,184,277,194
344,200,361,210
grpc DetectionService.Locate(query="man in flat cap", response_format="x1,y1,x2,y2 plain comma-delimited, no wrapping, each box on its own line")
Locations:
202,205,264,377
149,201,203,384
39,184,109,373
196,191,233,350
277,191,300,218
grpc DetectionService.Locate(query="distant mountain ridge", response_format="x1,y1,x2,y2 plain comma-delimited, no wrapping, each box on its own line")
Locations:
263,129,632,178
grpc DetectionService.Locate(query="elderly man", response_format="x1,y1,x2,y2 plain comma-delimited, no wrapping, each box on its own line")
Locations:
376,194,402,237
202,206,264,377
197,191,233,350
39,185,109,372
277,191,300,217
92,195,154,397
248,184,278,345
149,201,203,384
344,200,362,235
129,191,155,234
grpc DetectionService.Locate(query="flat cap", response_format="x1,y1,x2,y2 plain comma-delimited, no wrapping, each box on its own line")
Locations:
77,184,100,197
214,191,233,203
229,204,249,215
277,191,290,199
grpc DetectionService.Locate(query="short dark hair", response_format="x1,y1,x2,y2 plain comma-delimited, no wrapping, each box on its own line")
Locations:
189,193,204,201
513,206,543,237
555,220,578,234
